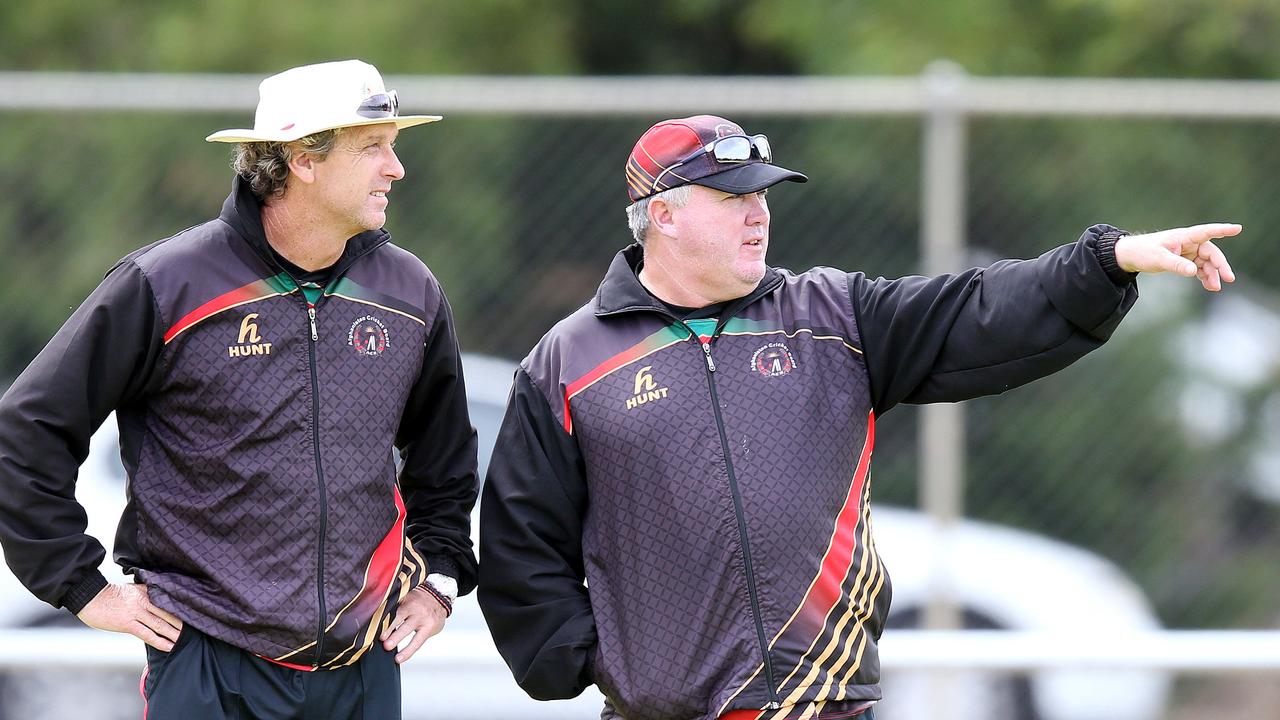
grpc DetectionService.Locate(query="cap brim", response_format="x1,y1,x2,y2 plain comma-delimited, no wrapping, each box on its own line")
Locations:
205,115,442,143
694,162,808,195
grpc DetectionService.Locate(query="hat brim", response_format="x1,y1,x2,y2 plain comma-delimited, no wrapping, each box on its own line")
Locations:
694,162,808,195
205,115,442,144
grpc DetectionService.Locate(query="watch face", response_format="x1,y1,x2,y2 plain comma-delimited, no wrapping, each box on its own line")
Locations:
427,574,459,601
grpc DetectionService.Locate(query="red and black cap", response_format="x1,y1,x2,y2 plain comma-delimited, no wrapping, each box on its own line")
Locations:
624,115,807,203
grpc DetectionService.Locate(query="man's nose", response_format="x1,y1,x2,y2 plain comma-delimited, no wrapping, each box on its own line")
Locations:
746,192,769,224
385,148,406,181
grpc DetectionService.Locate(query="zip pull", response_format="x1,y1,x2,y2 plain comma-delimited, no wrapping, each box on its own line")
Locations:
307,306,318,341
701,340,716,372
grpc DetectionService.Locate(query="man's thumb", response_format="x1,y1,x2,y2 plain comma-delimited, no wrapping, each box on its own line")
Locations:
1172,255,1197,276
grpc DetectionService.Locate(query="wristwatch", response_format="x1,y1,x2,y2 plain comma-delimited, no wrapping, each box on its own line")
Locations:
425,573,459,603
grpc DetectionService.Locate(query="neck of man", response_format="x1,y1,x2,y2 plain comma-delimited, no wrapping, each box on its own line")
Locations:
638,245,735,309
260,196,350,272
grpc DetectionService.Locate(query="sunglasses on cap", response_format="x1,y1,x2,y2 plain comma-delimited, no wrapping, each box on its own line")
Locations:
652,134,773,192
357,90,399,119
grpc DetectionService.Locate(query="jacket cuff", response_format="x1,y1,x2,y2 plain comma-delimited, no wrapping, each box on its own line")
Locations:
423,554,459,583
61,570,110,615
1089,226,1137,286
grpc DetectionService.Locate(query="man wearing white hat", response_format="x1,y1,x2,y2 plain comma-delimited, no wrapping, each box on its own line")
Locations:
0,60,477,718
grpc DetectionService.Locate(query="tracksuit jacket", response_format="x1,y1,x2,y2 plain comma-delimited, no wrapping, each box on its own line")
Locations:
0,177,478,669
479,227,1137,720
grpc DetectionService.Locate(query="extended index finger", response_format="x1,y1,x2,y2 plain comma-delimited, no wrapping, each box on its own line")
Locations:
1183,223,1242,241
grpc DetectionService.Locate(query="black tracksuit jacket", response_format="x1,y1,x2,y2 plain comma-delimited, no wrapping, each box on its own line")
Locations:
479,226,1137,720
0,177,478,669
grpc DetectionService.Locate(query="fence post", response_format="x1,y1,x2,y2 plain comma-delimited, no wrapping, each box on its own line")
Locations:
919,59,969,632
919,58,970,717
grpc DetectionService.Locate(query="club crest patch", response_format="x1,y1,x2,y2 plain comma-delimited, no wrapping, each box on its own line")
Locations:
751,342,796,378
348,315,390,357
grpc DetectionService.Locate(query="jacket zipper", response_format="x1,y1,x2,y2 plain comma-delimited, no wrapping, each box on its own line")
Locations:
258,249,382,668
690,327,780,709
306,301,328,667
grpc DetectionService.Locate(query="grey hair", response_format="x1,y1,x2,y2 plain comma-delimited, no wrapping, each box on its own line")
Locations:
625,184,693,246
232,128,345,201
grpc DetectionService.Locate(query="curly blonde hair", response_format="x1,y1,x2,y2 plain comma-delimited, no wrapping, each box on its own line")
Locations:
232,128,344,201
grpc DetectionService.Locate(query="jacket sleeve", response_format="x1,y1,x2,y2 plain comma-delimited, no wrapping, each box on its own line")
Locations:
396,290,480,595
478,368,596,701
854,224,1138,413
0,260,164,613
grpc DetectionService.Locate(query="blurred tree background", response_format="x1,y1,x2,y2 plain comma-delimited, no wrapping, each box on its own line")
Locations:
2,0,1279,641
5,0,1280,77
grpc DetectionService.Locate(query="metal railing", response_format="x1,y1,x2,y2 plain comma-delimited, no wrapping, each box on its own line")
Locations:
6,628,1280,672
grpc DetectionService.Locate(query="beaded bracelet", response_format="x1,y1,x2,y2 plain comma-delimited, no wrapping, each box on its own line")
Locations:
419,581,454,617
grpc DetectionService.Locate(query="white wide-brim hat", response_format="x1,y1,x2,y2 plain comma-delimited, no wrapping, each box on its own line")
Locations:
206,59,441,143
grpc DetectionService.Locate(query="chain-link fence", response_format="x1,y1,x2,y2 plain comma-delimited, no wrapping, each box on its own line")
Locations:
2,71,1279,717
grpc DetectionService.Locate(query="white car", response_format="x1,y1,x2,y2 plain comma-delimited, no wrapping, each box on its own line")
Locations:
0,355,1170,720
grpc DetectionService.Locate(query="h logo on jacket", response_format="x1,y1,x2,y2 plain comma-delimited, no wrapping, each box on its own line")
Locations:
229,313,272,357
626,366,668,410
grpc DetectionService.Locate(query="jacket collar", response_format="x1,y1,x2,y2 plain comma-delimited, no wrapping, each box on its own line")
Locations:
218,175,391,280
594,243,783,319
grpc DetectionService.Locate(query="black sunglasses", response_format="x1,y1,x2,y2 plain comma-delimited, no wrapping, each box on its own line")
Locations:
356,90,399,119
652,134,773,191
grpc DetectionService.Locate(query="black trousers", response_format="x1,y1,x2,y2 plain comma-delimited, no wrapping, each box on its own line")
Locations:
141,626,401,720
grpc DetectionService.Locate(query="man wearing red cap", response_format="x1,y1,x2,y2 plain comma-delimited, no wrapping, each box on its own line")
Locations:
0,60,477,718
478,114,1239,720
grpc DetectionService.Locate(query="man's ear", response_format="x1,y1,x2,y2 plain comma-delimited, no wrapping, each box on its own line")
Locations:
288,148,317,185
649,195,679,238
